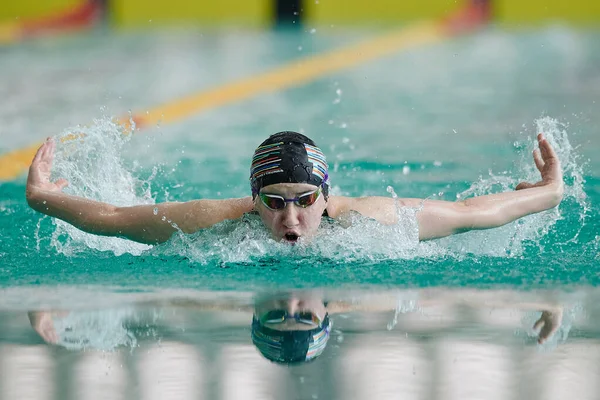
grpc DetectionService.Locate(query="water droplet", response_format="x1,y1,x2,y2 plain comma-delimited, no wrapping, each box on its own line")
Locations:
42,201,47,204
342,137,350,144
310,28,317,34
161,216,166,221
386,186,398,199
328,120,334,125
153,207,158,215
297,45,303,51
340,123,347,129
402,165,410,175
336,88,342,96
452,129,457,134
433,161,442,167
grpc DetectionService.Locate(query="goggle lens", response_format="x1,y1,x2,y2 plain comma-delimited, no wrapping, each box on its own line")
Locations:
260,195,286,210
261,310,322,327
259,188,321,211
296,190,320,208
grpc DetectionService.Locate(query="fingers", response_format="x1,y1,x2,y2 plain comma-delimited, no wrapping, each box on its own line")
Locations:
533,316,551,344
538,321,558,344
533,310,562,344
533,317,545,331
32,146,43,163
32,140,49,164
533,149,544,172
537,133,558,162
41,326,59,344
33,137,54,163
47,139,55,165
29,312,59,344
43,137,55,160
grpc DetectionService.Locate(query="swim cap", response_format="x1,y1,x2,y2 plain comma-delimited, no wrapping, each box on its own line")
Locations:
250,131,329,197
251,314,331,364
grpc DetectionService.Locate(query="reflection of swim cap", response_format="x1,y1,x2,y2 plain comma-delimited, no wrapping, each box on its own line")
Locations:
250,131,329,197
251,314,331,365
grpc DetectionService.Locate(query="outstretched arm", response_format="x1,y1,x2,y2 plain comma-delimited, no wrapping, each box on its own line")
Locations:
26,139,254,244
326,291,563,344
327,134,563,240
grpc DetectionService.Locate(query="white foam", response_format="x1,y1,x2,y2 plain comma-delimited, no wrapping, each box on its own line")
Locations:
44,116,586,262
50,116,154,256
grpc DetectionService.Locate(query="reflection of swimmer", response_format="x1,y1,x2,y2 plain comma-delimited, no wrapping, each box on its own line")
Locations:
251,293,332,364
28,291,565,356
28,308,149,350
26,131,563,244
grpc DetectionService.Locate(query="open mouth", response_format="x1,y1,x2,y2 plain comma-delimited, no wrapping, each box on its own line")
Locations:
284,233,299,242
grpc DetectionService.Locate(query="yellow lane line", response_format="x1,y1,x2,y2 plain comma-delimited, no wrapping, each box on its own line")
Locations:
130,20,443,127
0,20,444,180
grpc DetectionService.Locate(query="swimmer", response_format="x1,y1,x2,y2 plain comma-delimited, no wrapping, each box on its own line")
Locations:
28,290,564,362
26,131,563,244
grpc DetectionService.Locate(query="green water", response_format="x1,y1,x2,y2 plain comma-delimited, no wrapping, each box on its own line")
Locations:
0,27,599,297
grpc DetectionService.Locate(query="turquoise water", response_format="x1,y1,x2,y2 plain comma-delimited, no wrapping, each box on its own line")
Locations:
0,26,599,399
1,27,598,293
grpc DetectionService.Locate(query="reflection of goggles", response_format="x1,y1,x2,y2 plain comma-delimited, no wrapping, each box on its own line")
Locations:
260,310,322,327
259,188,321,211
251,313,332,364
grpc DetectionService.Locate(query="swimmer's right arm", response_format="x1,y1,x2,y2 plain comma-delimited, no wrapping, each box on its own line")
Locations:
26,139,254,244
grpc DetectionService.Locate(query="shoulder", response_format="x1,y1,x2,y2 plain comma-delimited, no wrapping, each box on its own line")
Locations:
173,197,254,232
325,196,356,219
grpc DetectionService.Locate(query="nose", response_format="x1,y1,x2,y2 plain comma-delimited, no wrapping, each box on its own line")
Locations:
287,297,300,315
281,204,300,228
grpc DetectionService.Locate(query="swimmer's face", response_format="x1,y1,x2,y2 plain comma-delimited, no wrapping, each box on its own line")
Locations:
254,294,327,331
255,183,327,243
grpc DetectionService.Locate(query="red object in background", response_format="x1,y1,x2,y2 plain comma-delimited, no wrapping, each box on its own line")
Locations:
442,0,492,34
14,0,103,41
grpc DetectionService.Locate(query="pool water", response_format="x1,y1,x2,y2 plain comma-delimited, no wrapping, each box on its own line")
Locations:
0,25,599,399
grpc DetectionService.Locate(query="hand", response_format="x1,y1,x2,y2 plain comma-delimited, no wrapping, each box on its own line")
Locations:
515,133,563,192
533,308,563,344
28,311,59,344
26,138,69,198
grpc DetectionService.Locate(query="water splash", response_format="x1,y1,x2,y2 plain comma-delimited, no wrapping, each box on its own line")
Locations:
435,116,587,257
44,115,585,264
49,116,154,256
387,293,420,331
52,307,162,351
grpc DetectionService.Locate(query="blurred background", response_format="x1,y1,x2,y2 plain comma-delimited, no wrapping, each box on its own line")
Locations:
1,0,599,35
1,0,599,177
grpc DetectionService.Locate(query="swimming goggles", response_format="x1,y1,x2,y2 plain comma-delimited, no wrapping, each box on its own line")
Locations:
259,310,323,327
259,188,321,211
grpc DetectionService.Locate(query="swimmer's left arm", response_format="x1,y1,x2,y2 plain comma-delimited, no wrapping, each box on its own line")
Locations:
328,134,563,240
